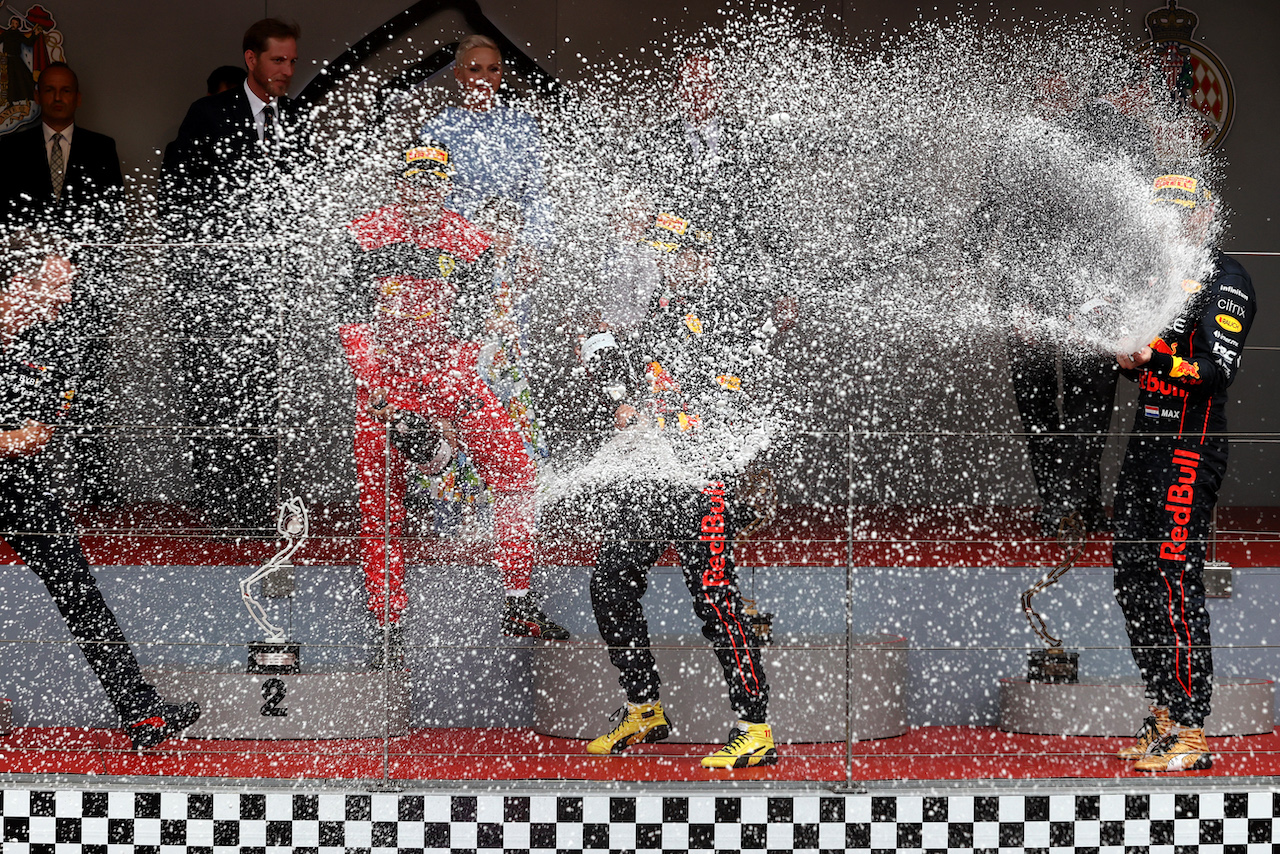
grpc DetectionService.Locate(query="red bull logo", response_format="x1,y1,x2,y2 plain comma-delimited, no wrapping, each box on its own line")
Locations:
1139,371,1189,399
699,482,730,586
1169,357,1202,382
1159,448,1200,563
646,361,678,393
1150,337,1177,357
684,313,704,334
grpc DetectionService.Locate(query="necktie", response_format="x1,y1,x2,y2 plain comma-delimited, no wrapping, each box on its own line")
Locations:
262,104,276,145
50,132,65,198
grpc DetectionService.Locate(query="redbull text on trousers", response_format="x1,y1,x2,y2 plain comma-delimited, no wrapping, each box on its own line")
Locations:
1160,447,1201,563
699,482,729,586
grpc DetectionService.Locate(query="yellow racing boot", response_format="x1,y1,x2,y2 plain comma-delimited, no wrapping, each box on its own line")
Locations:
701,722,778,769
587,701,671,755
1118,707,1171,760
1134,726,1212,772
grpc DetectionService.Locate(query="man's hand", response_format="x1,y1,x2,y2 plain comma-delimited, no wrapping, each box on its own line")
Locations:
439,418,460,451
367,387,399,423
1117,346,1152,371
614,403,638,430
0,419,55,458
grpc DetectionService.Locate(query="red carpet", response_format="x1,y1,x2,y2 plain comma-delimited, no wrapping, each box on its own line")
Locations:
2,726,1277,782
2,503,1274,568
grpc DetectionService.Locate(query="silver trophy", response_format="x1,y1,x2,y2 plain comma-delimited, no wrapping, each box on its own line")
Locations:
1021,512,1086,683
241,497,308,673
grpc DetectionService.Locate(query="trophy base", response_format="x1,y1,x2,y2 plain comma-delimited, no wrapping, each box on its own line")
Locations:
247,641,301,674
1027,648,1078,684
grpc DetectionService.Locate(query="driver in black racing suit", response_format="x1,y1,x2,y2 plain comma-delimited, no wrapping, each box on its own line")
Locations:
566,211,781,769
1112,174,1256,772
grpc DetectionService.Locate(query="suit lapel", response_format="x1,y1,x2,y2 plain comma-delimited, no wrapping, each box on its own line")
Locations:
25,125,55,198
62,129,88,191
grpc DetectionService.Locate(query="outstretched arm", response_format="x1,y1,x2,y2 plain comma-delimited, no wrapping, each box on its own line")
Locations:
0,419,54,457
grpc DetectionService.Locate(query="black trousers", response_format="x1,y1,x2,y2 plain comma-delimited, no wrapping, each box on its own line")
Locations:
590,479,769,722
1007,338,1119,522
0,466,159,723
1112,436,1226,728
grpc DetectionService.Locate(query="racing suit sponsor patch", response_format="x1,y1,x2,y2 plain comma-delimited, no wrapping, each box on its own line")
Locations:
699,482,729,586
1159,448,1200,563
1216,314,1242,333
1169,357,1201,382
655,212,689,235
716,374,742,391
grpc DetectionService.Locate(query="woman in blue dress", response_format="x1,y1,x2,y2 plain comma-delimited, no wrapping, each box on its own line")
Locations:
417,36,555,536
420,34,553,249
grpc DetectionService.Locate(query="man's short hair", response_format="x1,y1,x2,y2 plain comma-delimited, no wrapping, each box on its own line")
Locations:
243,18,301,55
206,65,247,95
454,34,500,63
40,60,78,91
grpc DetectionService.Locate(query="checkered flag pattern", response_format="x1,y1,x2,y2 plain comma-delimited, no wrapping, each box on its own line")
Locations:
3,788,1280,852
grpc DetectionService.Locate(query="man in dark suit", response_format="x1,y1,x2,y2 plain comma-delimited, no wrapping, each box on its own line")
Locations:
162,19,301,528
0,62,123,233
0,61,125,504
163,19,299,229
628,54,781,293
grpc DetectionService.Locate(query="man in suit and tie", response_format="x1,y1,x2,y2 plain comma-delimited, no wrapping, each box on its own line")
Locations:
630,55,735,236
0,61,125,505
164,18,299,218
629,54,782,292
162,19,301,528
0,62,123,232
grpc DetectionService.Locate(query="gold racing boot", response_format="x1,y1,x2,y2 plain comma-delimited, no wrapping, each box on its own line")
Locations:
1134,726,1212,772
1117,706,1172,760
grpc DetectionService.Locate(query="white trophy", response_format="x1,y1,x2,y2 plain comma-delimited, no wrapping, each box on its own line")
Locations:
241,496,308,673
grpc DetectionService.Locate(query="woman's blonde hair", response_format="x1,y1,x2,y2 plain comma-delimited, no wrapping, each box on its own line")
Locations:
454,34,501,65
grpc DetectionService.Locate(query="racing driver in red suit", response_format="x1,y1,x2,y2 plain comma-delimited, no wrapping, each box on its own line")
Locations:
341,142,569,665
1112,173,1255,772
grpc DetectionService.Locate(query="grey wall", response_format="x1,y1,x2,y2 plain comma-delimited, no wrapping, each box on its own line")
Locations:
7,559,1278,732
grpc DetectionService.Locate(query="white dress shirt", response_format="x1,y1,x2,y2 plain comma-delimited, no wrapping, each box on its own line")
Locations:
244,80,280,143
42,122,74,164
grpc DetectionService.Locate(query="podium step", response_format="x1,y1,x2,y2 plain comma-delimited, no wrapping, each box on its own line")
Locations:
531,632,907,743
147,669,410,739
999,676,1274,736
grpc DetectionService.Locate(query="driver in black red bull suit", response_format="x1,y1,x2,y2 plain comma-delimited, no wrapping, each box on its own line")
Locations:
0,234,200,750
562,209,782,769
1111,174,1255,772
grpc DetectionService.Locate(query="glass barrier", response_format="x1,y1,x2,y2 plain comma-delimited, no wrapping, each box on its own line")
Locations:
0,243,1275,787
